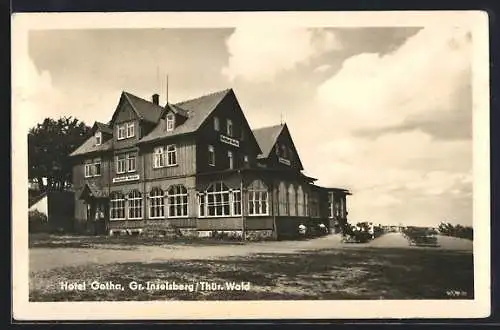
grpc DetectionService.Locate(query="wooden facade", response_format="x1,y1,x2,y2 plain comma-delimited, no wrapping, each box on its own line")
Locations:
70,88,351,239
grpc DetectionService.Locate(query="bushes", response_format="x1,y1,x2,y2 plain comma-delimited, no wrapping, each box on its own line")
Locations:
438,222,473,241
29,210,49,233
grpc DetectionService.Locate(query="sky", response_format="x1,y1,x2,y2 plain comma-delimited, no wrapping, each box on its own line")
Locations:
24,26,473,227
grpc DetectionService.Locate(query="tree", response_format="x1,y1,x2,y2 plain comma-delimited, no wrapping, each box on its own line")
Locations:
28,117,91,192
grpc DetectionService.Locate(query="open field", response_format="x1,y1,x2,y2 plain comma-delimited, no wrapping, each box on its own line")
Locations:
29,233,474,301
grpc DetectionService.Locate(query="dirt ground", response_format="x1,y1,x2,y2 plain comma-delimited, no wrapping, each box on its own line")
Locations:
29,233,472,273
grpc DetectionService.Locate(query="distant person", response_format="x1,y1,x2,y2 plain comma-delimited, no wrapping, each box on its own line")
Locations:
369,224,375,239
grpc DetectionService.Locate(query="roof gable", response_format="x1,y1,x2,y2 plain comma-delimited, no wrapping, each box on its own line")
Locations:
109,92,164,126
91,121,113,135
253,124,284,159
139,88,232,143
253,123,304,170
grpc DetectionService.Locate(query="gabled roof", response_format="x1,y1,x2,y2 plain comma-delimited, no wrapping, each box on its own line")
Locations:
29,191,47,208
69,136,112,157
92,121,113,135
252,124,285,159
123,92,164,124
139,88,232,143
109,91,164,126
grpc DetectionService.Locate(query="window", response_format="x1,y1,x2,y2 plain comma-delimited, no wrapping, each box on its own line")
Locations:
278,181,288,215
95,132,102,146
297,186,304,216
149,187,165,219
110,192,125,220
244,155,249,164
281,144,287,158
304,192,309,216
166,145,177,166
128,190,142,219
84,163,93,178
198,193,206,217
94,158,101,177
166,113,175,131
127,154,136,172
310,192,319,218
117,124,126,140
126,122,135,138
248,180,268,216
168,185,188,218
226,119,233,137
288,184,296,216
328,192,334,218
153,146,165,168
198,182,241,217
228,151,234,169
208,145,215,166
214,116,220,131
206,182,230,216
116,154,126,174
233,190,242,216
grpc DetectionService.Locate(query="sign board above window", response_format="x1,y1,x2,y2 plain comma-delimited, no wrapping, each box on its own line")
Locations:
220,134,240,147
112,174,140,183
278,157,291,166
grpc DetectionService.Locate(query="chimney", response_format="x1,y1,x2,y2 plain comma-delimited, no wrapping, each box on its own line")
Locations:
152,93,159,105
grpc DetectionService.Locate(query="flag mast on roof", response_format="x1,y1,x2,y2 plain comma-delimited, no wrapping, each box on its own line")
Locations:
166,74,169,105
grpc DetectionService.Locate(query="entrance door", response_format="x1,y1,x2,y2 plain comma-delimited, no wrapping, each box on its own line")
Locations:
94,200,108,235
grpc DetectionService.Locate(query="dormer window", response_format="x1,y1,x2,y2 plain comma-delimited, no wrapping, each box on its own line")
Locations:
166,113,175,132
214,117,220,131
95,132,102,146
227,119,233,137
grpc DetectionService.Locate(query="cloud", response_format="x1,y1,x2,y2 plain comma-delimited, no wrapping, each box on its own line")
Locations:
316,26,472,135
222,27,341,82
313,64,332,73
13,56,65,132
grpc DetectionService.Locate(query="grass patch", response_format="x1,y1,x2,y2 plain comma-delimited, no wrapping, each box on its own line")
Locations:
30,247,473,301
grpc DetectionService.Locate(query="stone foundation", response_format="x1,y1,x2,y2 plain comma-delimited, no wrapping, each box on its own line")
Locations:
245,230,274,241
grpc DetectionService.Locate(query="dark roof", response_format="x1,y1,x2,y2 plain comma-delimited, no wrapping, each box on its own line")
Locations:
252,124,284,159
140,88,232,143
29,192,47,208
69,136,112,157
79,183,109,199
93,121,113,135
123,92,164,124
165,103,189,118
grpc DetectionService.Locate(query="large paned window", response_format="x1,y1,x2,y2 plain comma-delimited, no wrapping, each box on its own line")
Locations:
297,186,304,216
128,190,143,219
248,180,268,216
278,181,288,215
110,192,125,220
149,187,165,219
168,185,188,218
288,184,296,216
198,182,242,218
